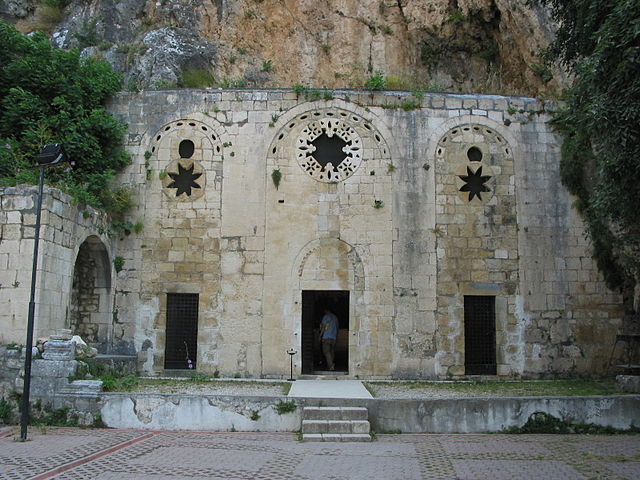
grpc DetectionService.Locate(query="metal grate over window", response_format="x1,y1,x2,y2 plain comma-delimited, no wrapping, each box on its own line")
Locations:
464,295,497,375
165,293,199,370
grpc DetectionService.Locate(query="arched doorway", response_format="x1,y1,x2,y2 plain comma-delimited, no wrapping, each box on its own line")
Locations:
302,290,350,374
69,236,112,351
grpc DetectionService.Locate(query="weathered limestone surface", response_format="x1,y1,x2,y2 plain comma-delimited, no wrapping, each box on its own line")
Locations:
0,89,624,379
107,88,622,378
0,186,114,346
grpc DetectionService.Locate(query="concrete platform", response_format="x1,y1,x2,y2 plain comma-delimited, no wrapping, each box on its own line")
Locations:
288,379,373,399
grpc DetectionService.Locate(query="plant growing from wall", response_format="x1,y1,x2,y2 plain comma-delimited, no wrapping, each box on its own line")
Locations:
0,21,131,219
273,400,296,415
113,256,125,273
271,168,282,190
364,71,386,91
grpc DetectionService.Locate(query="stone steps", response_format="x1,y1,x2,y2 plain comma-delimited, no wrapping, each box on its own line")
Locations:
301,406,371,442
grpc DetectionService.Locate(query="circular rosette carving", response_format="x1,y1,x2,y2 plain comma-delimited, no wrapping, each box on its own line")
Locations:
296,118,362,182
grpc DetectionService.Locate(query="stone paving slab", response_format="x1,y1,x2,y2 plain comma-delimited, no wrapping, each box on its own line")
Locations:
288,380,373,399
0,427,639,479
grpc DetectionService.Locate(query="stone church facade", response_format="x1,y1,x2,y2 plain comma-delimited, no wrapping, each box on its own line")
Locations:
0,89,624,379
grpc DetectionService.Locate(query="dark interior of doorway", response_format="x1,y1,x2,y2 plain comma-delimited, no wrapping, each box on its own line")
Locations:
302,290,349,374
165,293,199,370
464,295,497,375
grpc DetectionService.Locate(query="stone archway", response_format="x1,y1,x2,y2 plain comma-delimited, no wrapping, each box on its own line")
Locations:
69,236,112,351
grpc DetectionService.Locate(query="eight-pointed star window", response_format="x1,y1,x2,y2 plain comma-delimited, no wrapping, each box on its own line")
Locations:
167,162,202,197
458,165,491,202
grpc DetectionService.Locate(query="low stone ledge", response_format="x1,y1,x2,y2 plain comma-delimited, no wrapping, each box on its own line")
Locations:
94,393,640,433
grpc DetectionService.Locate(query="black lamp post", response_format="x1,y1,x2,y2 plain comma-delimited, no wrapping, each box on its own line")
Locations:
287,348,297,381
20,144,67,441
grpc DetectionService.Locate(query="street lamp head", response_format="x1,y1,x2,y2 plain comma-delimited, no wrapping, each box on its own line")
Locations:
36,144,67,167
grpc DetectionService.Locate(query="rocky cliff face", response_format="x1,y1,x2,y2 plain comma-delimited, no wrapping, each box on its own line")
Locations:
3,0,564,95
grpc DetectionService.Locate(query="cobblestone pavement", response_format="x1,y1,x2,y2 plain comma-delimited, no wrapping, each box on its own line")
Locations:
1,427,639,480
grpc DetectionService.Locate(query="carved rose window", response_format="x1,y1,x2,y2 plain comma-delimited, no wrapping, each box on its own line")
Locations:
296,118,362,182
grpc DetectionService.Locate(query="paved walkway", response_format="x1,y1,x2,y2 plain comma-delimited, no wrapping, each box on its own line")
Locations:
288,380,373,399
1,427,639,479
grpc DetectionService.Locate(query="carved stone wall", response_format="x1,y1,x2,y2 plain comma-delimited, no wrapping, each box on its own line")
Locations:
0,89,624,379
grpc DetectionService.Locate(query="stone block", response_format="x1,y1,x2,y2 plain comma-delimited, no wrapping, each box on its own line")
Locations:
42,339,75,360
31,359,78,378
616,375,640,393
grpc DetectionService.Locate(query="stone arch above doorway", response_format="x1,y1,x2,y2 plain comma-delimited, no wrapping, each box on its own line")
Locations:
293,238,364,291
69,236,112,349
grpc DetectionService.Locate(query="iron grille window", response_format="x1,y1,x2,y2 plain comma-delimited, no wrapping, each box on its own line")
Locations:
464,295,497,375
165,293,199,370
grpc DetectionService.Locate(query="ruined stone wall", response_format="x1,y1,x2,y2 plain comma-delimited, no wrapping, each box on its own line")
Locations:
0,185,117,346
107,88,623,379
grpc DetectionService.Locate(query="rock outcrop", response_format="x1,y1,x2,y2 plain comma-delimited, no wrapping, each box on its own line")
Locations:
8,0,565,95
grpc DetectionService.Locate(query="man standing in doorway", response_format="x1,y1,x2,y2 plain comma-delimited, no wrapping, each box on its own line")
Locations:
320,309,338,371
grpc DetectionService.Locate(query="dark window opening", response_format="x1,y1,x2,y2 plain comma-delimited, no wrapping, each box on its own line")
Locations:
165,293,199,370
167,163,202,197
467,146,483,162
311,133,347,167
458,165,491,202
464,295,496,375
301,290,349,374
179,139,195,158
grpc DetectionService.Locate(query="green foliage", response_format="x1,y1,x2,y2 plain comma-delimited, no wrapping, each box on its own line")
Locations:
534,0,640,296
420,43,437,65
364,71,386,90
385,75,404,90
261,60,273,72
503,412,640,434
100,373,139,391
448,9,465,24
373,200,384,209
530,62,553,83
189,372,209,382
31,405,79,427
250,410,260,421
271,168,282,190
273,400,296,415
73,18,99,49
0,397,12,422
179,68,216,88
0,21,130,217
292,84,306,97
400,99,420,111
133,220,144,234
113,256,125,272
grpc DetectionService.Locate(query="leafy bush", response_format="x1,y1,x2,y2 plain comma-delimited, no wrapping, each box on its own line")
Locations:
0,21,130,217
273,400,296,415
535,0,640,295
364,71,386,90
